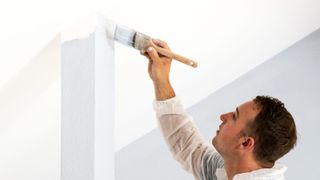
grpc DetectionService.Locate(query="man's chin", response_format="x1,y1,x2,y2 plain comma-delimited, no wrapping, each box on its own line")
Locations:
212,136,217,147
212,138,222,154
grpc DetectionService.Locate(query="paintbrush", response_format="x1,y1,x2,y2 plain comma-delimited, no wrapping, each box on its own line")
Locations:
114,24,198,68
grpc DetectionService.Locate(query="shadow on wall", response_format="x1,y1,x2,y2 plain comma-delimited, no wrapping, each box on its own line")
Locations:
0,35,60,135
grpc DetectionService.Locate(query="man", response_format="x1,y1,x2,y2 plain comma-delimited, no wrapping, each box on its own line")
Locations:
142,39,297,180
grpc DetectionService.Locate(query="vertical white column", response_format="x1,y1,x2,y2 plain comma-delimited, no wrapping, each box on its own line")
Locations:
61,15,115,180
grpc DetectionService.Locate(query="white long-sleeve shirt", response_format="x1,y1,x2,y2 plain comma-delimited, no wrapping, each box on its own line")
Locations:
153,96,287,180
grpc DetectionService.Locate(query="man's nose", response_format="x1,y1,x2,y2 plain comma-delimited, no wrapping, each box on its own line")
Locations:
220,112,232,122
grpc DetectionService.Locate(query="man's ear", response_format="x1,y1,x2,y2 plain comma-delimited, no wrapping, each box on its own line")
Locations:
241,137,255,150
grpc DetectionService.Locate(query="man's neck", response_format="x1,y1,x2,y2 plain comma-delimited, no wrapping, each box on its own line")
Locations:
223,156,264,180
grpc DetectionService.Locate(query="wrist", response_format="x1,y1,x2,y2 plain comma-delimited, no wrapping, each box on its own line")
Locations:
153,81,176,101
152,77,170,85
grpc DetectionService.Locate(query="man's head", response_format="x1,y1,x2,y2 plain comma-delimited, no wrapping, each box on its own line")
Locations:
212,96,297,166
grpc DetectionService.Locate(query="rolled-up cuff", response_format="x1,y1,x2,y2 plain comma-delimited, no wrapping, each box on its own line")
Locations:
153,96,187,118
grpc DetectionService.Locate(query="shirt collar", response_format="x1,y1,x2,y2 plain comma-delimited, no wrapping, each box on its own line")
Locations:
216,163,287,180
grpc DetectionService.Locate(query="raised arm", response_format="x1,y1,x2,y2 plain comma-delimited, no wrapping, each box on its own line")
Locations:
142,39,224,180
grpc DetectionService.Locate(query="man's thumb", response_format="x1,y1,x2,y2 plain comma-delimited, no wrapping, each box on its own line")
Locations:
147,46,161,64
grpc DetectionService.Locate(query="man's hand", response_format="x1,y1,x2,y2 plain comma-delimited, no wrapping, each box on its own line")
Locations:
141,39,176,100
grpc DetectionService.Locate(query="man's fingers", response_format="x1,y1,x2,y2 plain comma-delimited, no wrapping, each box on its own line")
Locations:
147,46,161,64
140,51,153,61
152,39,171,51
140,51,148,57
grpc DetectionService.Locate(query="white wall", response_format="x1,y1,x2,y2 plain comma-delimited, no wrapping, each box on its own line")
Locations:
61,20,115,180
0,36,61,180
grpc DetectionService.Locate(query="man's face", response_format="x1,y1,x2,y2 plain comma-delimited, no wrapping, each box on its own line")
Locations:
212,100,260,156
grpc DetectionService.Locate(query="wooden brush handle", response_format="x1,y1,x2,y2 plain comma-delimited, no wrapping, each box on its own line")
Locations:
151,44,198,68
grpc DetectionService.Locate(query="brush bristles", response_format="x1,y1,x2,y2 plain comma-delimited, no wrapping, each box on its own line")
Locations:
114,24,151,51
114,25,136,47
134,32,151,51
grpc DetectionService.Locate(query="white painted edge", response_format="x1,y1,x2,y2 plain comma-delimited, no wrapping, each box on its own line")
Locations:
61,13,116,43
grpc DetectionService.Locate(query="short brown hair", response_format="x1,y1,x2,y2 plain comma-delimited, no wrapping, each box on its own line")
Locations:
248,96,297,164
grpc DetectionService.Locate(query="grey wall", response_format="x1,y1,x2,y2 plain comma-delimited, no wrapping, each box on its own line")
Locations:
116,28,320,180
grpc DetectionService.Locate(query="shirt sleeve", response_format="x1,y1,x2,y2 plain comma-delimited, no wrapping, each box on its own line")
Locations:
153,97,224,180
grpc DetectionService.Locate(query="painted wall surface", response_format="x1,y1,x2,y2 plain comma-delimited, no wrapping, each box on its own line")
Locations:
116,28,320,179
0,36,61,180
61,28,115,180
